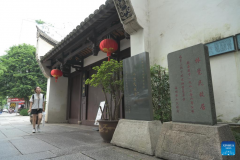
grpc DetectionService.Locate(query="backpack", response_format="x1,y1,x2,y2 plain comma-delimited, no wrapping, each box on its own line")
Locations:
32,94,44,104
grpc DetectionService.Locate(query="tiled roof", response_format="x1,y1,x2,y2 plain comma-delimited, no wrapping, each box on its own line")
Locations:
36,26,58,46
40,0,114,63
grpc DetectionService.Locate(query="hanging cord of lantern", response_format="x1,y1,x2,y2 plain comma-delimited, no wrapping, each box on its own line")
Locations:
99,35,118,61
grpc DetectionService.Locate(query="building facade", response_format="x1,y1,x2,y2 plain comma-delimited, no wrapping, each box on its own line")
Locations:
38,0,240,124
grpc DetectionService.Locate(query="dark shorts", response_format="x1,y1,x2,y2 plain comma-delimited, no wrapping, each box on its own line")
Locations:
31,109,43,114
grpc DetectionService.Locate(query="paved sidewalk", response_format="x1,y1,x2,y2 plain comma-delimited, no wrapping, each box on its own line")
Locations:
0,113,161,160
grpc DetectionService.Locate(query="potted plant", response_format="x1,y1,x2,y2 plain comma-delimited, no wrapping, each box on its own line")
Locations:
85,59,124,142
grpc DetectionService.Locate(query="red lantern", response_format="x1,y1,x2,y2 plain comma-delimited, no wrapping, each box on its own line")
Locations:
51,69,63,82
99,39,118,61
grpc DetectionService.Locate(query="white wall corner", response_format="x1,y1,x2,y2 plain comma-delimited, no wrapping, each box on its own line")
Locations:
45,78,51,122
47,77,68,123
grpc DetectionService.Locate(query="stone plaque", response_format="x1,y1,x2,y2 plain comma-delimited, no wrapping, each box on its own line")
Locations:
123,52,153,121
168,44,217,125
205,36,235,56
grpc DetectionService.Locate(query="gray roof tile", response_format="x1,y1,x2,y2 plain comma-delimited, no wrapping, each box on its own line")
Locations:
41,0,114,62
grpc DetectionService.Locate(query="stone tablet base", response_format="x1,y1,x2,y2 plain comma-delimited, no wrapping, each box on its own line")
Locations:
111,119,161,155
155,122,240,160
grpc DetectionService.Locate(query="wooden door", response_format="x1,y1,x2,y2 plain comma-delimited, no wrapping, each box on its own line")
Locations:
69,73,81,123
86,69,106,125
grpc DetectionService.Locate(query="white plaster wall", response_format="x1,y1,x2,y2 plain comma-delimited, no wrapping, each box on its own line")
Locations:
120,39,130,51
46,77,68,123
210,51,240,122
130,0,150,56
131,0,240,122
45,78,51,122
148,0,240,67
36,38,55,60
36,37,55,78
84,51,107,67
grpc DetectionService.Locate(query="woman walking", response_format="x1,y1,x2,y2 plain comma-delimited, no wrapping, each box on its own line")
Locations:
28,86,45,133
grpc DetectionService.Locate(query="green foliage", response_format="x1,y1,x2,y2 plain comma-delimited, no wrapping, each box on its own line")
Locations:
0,64,7,76
233,131,240,148
0,55,7,76
85,59,123,120
232,115,240,123
0,96,7,109
217,114,223,122
231,127,240,148
20,109,29,116
35,19,45,24
150,64,171,123
0,44,47,107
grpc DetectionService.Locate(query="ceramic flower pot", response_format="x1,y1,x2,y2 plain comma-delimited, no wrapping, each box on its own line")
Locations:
98,119,118,143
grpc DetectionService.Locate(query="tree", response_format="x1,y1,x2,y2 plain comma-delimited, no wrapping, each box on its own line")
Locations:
0,56,7,76
35,19,45,24
85,60,124,120
150,65,172,123
0,44,47,108
0,96,7,109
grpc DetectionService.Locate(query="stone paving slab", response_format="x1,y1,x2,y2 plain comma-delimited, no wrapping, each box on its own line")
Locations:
3,151,56,160
50,143,111,157
51,153,93,160
34,125,81,134
1,128,29,138
0,136,23,142
82,146,161,160
0,131,6,139
10,137,58,154
0,140,21,160
58,131,101,144
32,134,89,149
0,125,14,129
0,122,11,125
0,114,164,160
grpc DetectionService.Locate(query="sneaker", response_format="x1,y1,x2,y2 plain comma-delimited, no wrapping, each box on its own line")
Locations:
37,125,40,132
32,129,36,133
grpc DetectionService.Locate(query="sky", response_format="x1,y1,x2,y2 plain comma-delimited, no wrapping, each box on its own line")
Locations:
0,0,106,56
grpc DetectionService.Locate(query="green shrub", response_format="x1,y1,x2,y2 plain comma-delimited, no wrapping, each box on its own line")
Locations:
150,64,171,123
20,109,29,116
232,131,240,148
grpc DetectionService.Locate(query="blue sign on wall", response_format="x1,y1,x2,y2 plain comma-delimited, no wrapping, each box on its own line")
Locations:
221,141,235,156
205,37,235,56
236,34,240,50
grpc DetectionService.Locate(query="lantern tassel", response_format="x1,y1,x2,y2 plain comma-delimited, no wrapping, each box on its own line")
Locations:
55,77,58,82
107,52,111,61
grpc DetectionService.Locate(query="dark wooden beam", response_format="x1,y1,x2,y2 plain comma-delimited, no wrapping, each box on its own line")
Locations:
96,22,123,44
42,7,117,63
63,23,122,63
61,14,119,55
66,61,82,65
56,58,63,64
49,19,123,67
52,61,61,69
46,66,52,69
63,22,122,63
63,30,94,54
64,43,91,64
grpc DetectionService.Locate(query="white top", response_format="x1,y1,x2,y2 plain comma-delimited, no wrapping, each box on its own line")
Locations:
29,93,45,109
